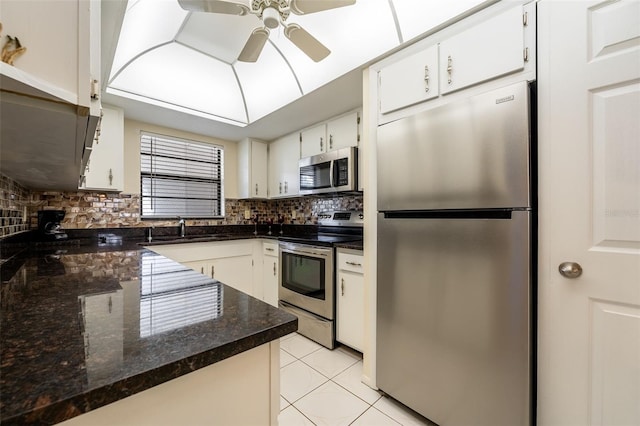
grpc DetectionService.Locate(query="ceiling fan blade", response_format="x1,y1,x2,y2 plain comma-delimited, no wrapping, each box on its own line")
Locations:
284,24,330,62
238,28,270,62
289,0,356,15
178,0,249,16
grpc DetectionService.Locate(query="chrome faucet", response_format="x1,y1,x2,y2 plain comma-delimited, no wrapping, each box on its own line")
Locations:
178,217,186,237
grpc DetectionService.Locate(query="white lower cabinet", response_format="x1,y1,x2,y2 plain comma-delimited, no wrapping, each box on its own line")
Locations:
336,248,364,352
148,239,277,305
262,241,279,307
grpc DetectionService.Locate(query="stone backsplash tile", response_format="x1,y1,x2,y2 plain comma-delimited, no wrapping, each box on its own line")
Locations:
0,174,362,234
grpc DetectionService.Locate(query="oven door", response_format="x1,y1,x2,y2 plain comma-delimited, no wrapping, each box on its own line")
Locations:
279,242,334,320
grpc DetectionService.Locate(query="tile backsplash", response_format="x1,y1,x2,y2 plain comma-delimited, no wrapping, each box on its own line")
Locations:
0,174,30,236
0,173,363,236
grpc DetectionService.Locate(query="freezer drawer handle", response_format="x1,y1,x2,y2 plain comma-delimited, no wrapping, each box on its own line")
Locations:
558,262,582,279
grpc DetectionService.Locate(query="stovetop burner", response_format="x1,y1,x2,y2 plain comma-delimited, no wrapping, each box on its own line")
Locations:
279,210,363,246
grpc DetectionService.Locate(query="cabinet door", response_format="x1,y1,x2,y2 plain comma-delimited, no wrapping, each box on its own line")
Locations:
251,140,268,198
336,270,364,352
211,255,254,296
439,5,524,94
81,106,124,191
300,124,327,157
326,111,359,151
262,254,279,307
268,132,300,198
237,138,268,199
379,45,439,114
183,260,210,277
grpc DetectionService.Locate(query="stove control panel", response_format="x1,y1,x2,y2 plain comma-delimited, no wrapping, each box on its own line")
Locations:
318,211,364,227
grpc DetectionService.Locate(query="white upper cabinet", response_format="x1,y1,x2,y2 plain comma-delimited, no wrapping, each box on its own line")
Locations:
268,132,299,198
326,111,360,152
0,0,101,190
300,124,327,158
80,106,124,191
375,2,535,125
439,5,525,95
300,110,361,158
237,138,268,199
379,45,439,114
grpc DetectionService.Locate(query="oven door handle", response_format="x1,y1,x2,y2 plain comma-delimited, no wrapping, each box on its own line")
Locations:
280,246,331,258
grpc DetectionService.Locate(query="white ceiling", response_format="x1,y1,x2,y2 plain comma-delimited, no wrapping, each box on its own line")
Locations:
101,0,492,142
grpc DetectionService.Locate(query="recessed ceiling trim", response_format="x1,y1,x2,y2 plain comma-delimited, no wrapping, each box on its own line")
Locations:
106,86,248,127
266,38,304,95
388,0,403,44
174,39,234,66
107,41,173,86
230,65,251,124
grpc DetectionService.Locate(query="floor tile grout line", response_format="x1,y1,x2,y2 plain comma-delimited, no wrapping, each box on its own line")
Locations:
297,355,360,381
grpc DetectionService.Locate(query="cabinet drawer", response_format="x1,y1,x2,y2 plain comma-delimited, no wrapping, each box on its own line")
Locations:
263,242,278,257
337,251,364,274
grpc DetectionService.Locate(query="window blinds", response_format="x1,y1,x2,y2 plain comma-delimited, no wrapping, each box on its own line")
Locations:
140,133,223,218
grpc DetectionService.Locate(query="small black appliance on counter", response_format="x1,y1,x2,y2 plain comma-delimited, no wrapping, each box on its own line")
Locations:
37,210,68,241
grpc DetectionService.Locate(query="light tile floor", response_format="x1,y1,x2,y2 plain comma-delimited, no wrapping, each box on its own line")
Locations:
278,333,435,426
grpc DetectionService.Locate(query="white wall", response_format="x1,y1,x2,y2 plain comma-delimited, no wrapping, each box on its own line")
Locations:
122,119,238,198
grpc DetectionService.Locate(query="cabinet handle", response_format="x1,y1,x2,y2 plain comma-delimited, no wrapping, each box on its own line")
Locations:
255,183,258,196
447,55,453,84
201,266,204,274
108,168,113,186
320,137,323,151
284,181,288,193
346,261,362,267
329,134,333,150
266,247,274,252
279,182,282,194
211,265,214,277
108,296,112,314
424,65,430,92
341,278,345,296
273,262,277,276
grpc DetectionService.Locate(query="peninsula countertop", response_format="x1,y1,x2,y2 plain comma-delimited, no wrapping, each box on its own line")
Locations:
0,241,297,425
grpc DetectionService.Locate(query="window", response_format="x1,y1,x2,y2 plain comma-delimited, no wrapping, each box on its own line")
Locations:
141,132,224,218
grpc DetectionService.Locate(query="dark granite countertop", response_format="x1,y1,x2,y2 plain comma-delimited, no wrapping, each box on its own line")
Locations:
335,241,363,250
0,242,297,425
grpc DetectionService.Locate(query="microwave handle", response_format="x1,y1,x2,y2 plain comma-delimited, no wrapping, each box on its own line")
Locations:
329,159,335,188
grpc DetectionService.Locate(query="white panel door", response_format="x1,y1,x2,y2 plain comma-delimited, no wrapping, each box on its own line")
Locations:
538,1,640,425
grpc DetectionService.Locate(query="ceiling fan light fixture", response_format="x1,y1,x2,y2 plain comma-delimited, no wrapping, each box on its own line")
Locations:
262,6,280,29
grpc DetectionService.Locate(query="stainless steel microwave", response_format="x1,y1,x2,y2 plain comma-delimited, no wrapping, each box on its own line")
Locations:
299,147,358,195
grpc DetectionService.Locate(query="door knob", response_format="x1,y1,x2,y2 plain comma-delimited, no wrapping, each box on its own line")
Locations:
559,262,582,279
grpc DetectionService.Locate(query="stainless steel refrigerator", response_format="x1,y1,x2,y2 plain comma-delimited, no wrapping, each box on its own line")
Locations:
376,81,534,426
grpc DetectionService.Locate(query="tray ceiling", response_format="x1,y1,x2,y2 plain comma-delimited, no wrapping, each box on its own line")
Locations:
104,0,490,139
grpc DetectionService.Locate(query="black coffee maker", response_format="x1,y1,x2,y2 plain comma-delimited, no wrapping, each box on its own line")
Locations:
37,210,68,240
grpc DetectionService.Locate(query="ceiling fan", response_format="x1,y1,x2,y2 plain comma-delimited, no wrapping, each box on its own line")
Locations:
178,0,356,63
